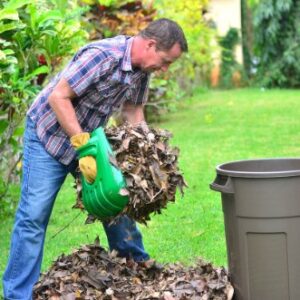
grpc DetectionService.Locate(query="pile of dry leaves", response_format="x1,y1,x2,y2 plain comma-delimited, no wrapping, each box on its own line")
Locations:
34,239,234,300
75,123,187,224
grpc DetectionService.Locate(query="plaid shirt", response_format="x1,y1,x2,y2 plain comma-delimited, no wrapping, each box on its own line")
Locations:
27,35,150,165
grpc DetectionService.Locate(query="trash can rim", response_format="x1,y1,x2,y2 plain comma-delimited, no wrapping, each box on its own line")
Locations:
216,158,300,178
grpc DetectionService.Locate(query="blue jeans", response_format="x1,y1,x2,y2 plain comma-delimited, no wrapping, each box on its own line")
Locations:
3,117,149,300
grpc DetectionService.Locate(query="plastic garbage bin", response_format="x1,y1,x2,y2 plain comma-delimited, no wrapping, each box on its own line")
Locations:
210,158,300,300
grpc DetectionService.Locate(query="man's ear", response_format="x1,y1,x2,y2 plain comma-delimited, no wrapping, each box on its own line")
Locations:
146,39,157,50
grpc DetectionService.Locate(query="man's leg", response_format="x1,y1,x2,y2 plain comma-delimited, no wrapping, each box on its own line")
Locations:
103,216,150,262
3,118,69,300
69,169,150,262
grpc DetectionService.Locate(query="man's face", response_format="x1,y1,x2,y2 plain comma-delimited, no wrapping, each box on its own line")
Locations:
140,41,182,73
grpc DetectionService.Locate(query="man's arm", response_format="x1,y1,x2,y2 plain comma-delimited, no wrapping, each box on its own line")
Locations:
121,102,145,125
48,78,83,137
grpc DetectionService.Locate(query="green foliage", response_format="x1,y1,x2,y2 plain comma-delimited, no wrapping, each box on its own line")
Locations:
146,75,186,122
0,0,88,213
146,0,216,118
252,0,300,87
80,0,130,8
3,88,300,296
219,28,243,89
154,0,216,89
241,0,253,77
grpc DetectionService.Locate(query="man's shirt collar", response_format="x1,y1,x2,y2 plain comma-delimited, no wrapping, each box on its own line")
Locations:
121,37,134,72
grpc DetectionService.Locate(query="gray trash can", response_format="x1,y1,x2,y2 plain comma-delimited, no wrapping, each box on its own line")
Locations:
210,158,300,300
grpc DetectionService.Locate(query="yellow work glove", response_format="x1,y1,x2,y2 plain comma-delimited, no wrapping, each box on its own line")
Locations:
70,132,97,183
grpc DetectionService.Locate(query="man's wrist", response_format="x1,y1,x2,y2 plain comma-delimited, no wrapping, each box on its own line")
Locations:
70,132,90,149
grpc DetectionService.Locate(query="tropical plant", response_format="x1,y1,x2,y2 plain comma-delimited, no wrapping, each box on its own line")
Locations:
0,0,88,215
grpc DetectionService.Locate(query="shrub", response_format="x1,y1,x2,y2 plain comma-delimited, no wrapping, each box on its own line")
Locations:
218,28,245,89
149,0,216,115
154,0,216,89
252,0,300,87
0,0,88,215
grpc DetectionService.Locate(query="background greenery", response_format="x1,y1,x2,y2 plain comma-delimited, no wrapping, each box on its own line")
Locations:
154,0,215,89
219,28,243,89
2,0,300,297
0,0,215,214
2,88,300,296
0,0,89,214
245,0,300,87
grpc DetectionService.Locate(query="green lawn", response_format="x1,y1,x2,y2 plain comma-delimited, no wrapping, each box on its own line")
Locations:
2,88,300,296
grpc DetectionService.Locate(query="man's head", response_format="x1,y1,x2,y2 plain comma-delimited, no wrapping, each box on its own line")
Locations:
131,18,188,73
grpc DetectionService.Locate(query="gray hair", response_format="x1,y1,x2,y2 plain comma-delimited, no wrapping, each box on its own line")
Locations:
139,18,188,52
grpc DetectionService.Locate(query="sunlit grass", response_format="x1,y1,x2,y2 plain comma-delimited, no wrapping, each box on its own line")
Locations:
2,88,300,296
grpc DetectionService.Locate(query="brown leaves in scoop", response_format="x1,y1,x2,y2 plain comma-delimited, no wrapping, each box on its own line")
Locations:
105,123,188,224
34,239,234,300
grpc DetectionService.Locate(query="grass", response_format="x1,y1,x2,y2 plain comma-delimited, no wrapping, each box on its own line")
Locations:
2,88,300,296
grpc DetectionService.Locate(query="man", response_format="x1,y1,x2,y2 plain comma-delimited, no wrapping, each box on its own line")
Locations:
3,18,188,299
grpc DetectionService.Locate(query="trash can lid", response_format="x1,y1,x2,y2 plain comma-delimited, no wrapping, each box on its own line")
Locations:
216,158,300,178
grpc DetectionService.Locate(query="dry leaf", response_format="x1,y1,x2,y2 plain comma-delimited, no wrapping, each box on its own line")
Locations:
34,240,233,300
74,122,188,224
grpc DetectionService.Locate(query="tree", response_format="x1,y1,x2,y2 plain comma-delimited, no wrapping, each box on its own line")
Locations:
241,0,253,78
219,28,241,88
252,0,300,87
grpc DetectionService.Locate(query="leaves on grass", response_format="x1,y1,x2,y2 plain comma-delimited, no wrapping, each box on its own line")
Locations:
34,239,234,300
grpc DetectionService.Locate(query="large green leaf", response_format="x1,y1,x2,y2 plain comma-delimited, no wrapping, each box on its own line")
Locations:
3,0,32,10
0,120,9,135
44,35,59,54
0,22,19,34
40,29,57,36
0,49,15,63
9,137,19,152
80,0,96,5
27,4,38,31
13,125,24,137
0,9,19,21
51,0,68,13
3,49,15,55
0,50,6,60
24,65,49,80
3,55,18,65
37,10,63,26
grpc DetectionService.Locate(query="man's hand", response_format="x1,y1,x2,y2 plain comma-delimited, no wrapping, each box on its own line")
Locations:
133,120,151,136
121,102,151,133
121,102,145,125
70,133,97,183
